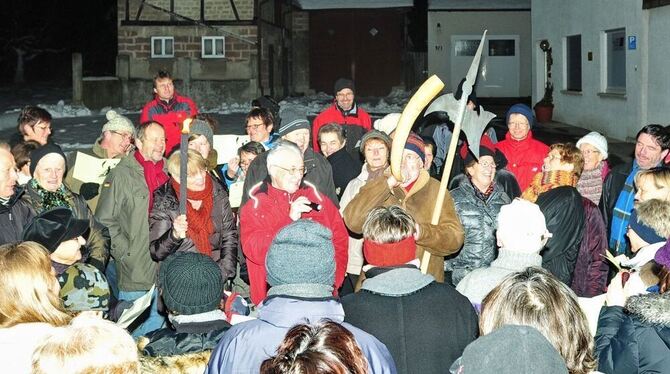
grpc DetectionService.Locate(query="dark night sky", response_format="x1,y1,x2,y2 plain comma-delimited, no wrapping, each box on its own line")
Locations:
0,0,117,84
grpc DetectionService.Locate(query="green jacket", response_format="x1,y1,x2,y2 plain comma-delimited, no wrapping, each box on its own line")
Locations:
96,151,160,291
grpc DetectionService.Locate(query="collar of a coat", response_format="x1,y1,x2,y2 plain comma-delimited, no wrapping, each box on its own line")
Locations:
361,266,435,297
388,169,430,200
626,291,670,327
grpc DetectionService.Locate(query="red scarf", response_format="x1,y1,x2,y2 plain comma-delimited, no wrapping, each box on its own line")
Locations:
134,151,169,212
171,176,215,256
363,237,417,267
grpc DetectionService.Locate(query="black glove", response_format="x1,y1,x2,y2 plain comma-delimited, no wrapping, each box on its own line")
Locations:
80,182,100,200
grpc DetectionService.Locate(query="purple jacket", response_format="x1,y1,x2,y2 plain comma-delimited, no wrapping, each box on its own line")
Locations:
571,198,609,297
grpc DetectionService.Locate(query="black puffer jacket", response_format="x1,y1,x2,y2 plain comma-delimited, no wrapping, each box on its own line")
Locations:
0,187,36,245
536,186,585,285
22,182,110,272
149,177,238,280
446,180,510,285
595,292,670,374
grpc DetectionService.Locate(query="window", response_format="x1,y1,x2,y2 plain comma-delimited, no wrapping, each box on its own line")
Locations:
454,40,480,56
604,28,626,93
202,36,225,58
151,37,174,58
565,34,582,91
489,40,515,56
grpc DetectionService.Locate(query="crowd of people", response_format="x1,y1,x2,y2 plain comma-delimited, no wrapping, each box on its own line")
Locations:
2,69,670,374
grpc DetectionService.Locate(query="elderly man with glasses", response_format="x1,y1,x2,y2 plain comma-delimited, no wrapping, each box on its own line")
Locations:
239,140,348,306
64,110,136,213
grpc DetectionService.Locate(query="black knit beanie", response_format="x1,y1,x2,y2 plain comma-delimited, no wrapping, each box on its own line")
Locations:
30,143,66,176
158,252,223,315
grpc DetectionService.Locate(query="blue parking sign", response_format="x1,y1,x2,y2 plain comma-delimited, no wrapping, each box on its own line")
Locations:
628,36,637,50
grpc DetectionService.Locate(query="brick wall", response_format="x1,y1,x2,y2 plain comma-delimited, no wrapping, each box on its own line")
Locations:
117,26,257,61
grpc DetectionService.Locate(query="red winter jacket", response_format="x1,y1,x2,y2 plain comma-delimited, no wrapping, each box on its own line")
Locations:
496,131,549,191
140,93,198,155
312,102,372,153
240,181,348,305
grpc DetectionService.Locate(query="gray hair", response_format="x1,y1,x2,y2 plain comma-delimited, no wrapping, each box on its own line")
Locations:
266,140,303,177
362,206,416,243
637,198,670,238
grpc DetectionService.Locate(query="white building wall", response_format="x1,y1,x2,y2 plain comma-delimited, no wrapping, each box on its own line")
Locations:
428,11,531,96
647,5,670,125
531,0,649,141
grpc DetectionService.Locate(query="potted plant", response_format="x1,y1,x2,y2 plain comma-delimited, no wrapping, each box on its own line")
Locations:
534,81,554,123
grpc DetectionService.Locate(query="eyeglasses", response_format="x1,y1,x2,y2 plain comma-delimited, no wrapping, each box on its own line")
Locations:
246,123,266,131
508,121,528,128
111,131,132,141
479,161,497,169
273,165,306,176
336,92,354,99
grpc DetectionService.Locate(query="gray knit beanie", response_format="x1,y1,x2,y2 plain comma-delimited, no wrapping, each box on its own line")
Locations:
266,220,335,298
158,252,223,315
102,110,135,136
189,119,214,147
277,108,310,137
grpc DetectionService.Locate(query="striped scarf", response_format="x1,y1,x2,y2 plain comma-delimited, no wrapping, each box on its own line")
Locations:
609,162,640,255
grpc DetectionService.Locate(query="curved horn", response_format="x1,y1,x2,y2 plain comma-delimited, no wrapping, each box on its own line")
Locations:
390,75,445,181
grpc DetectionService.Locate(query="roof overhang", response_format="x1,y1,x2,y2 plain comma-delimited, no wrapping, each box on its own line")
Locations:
428,0,530,11
293,0,413,10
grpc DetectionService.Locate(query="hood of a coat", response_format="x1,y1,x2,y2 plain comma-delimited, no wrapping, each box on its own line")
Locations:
258,296,344,328
626,292,670,327
0,186,25,214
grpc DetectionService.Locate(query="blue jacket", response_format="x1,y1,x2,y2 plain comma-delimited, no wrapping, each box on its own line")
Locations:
205,296,397,374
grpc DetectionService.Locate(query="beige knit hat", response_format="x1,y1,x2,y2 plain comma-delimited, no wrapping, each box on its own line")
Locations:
102,110,135,136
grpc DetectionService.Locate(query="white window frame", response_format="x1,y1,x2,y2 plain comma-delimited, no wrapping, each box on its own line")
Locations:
151,36,174,58
202,36,226,58
601,28,626,94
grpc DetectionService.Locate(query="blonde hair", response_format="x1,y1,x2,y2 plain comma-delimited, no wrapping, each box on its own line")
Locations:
550,143,585,178
166,148,208,179
636,198,670,238
635,167,670,197
480,267,596,374
32,316,140,374
0,241,70,328
363,205,416,243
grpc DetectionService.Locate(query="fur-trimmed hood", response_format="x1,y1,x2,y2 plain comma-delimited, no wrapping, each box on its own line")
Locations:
139,348,211,374
626,292,670,327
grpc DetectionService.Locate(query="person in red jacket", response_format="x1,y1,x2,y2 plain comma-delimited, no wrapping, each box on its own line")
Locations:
496,103,549,191
140,70,198,155
240,141,348,306
312,78,372,160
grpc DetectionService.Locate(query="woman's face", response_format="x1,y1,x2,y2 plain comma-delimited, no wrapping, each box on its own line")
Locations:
466,155,496,192
51,236,85,265
186,168,207,192
635,175,670,202
364,139,389,170
579,143,604,171
188,135,211,160
33,153,65,192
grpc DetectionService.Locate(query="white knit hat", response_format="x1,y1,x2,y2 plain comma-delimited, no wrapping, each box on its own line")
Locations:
576,131,608,159
102,110,135,136
373,113,401,135
497,199,551,253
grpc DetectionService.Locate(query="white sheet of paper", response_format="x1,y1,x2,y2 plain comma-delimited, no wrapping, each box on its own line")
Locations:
213,135,250,165
578,294,606,337
72,152,121,184
116,284,156,329
228,181,244,208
